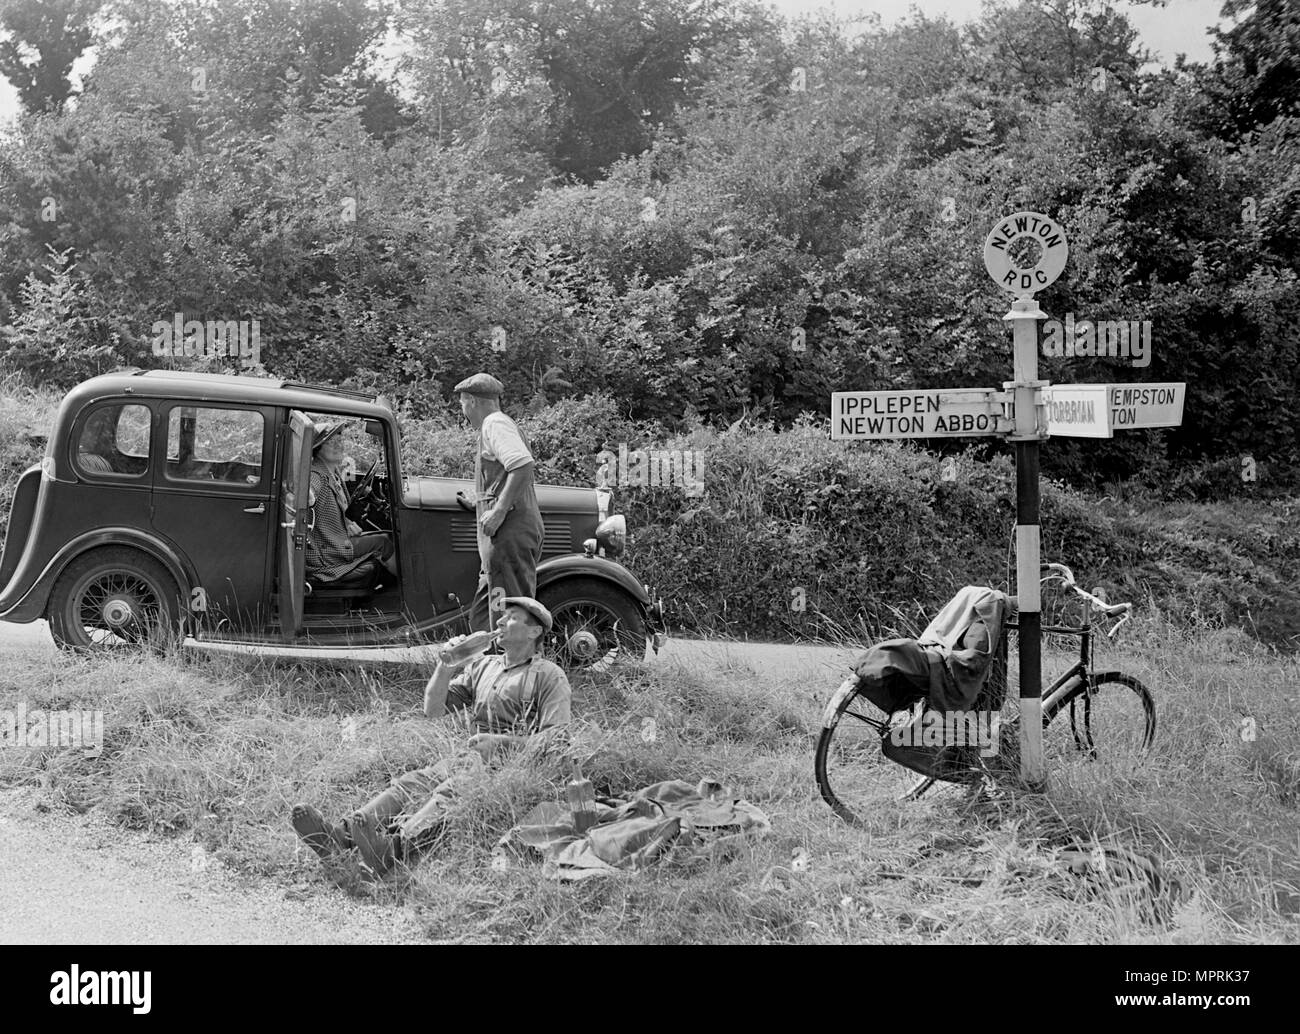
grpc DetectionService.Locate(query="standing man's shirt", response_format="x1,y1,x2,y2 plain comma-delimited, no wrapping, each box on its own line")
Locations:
444,653,571,736
476,411,538,511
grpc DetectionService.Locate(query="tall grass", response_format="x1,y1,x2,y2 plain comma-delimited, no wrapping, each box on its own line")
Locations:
2,615,1296,943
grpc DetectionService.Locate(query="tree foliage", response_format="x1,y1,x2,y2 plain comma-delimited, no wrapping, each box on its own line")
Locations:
0,0,100,113
0,0,1296,496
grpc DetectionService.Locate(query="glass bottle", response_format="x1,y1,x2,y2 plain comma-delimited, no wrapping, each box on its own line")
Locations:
438,629,500,665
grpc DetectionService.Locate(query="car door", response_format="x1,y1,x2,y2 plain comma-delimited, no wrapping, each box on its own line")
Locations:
277,411,313,641
152,403,276,630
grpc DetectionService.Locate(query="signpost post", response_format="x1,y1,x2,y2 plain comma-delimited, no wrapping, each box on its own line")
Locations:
985,209,1069,789
831,210,1185,787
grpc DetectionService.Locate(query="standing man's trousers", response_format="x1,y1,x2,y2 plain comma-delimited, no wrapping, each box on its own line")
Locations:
469,509,544,631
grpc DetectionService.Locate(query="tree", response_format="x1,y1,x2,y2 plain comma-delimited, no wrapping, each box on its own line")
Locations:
0,245,118,386
0,0,100,113
401,0,776,182
966,0,1153,97
1206,0,1300,137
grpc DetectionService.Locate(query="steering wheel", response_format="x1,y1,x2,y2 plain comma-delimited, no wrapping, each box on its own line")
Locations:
346,461,388,527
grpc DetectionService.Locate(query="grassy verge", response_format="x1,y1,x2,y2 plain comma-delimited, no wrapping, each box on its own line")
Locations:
1,618,1297,944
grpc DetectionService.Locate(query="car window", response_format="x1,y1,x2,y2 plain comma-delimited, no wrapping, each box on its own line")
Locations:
166,407,264,486
305,412,383,481
116,406,151,458
75,403,151,478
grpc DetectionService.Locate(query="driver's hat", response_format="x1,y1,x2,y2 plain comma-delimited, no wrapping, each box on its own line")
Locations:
311,422,345,451
500,596,553,631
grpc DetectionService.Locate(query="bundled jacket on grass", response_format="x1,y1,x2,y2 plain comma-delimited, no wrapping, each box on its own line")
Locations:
502,778,771,880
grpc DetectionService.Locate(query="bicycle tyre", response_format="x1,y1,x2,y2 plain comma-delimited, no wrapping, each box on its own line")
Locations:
814,678,901,826
1044,671,1156,761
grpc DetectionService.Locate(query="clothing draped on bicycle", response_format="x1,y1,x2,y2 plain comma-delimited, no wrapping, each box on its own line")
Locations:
850,586,1017,778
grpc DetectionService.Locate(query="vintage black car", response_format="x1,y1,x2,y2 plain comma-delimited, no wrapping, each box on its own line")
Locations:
0,371,664,667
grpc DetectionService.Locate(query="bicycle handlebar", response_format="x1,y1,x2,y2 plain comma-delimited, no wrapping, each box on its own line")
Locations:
1039,562,1132,638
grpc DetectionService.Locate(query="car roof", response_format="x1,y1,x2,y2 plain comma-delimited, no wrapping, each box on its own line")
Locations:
64,370,395,420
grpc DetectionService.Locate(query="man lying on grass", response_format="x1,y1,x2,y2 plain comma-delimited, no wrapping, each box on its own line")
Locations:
291,596,571,879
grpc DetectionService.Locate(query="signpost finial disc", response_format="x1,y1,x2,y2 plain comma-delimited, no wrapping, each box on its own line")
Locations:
983,211,1068,298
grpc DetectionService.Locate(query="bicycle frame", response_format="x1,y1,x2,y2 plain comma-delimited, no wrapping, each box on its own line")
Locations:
817,569,1148,818
1005,587,1099,711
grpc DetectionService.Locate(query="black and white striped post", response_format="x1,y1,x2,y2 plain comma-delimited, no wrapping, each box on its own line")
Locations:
983,212,1069,787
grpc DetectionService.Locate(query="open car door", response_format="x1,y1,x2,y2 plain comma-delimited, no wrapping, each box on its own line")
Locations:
278,412,314,641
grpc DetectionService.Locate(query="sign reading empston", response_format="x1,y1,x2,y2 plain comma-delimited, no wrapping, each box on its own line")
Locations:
983,211,1069,297
831,389,1003,440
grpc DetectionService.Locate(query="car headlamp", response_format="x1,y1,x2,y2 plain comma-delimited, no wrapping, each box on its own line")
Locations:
594,514,626,557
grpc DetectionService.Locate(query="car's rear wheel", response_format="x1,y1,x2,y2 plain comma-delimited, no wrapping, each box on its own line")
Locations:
539,577,646,670
47,547,182,651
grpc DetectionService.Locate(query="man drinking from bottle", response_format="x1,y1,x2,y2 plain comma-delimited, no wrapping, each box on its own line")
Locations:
290,597,571,879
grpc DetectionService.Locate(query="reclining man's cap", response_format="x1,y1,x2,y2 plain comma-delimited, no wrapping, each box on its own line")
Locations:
501,596,553,631
311,422,344,451
454,373,505,397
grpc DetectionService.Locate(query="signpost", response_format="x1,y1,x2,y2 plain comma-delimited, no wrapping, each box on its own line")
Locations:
830,210,1186,787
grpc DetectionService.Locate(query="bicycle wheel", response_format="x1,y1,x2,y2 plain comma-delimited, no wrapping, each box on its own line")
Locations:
815,679,926,825
1044,672,1155,764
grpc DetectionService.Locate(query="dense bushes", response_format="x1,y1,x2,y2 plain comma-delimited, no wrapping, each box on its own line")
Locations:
0,382,1295,647
397,393,1300,648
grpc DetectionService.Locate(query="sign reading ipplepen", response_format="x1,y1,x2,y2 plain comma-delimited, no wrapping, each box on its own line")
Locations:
831,389,1005,440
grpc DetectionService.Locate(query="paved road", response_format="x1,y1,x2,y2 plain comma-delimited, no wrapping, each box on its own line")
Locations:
0,620,854,944
0,618,859,680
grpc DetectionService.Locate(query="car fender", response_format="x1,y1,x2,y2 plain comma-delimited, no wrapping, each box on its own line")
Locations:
0,529,198,623
0,465,42,593
535,555,652,609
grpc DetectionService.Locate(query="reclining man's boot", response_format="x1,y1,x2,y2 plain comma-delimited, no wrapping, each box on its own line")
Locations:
346,786,408,876
291,804,351,860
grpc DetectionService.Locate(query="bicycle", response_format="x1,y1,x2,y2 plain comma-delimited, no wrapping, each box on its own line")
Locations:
814,563,1156,825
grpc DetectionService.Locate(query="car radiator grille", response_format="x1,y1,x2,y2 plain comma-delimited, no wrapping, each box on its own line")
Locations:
450,516,573,555
542,518,572,555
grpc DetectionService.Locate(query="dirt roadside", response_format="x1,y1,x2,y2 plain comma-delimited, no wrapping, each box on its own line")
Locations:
0,788,424,945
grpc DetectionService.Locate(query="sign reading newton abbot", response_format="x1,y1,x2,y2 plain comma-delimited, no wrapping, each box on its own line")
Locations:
831,389,1003,440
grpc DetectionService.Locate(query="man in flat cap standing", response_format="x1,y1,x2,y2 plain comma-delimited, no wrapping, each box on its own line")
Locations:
454,373,546,633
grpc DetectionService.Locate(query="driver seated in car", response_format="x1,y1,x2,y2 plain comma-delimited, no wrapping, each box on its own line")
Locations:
78,410,118,474
305,422,397,584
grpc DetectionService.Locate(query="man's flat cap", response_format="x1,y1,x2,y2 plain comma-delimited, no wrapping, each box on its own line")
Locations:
501,596,553,631
454,373,505,397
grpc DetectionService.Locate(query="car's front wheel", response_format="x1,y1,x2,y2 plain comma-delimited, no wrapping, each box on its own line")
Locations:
47,547,182,651
539,577,646,670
